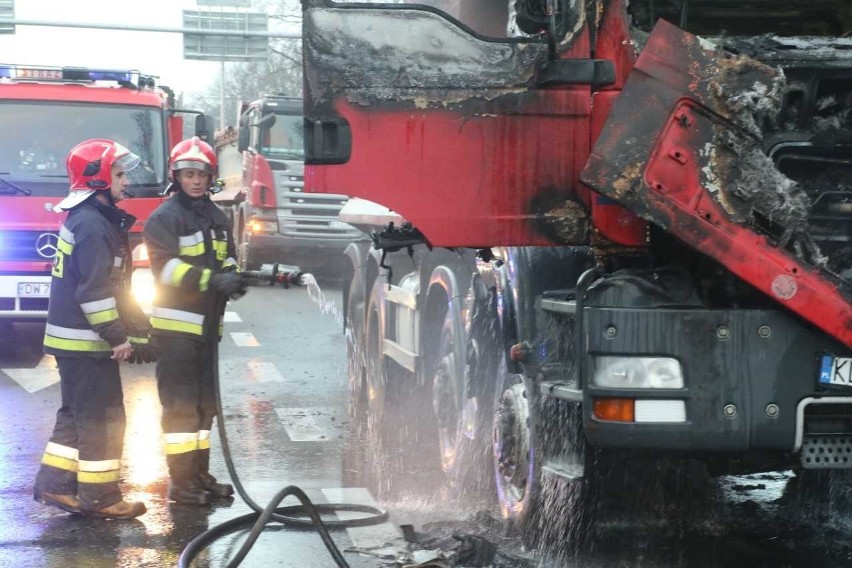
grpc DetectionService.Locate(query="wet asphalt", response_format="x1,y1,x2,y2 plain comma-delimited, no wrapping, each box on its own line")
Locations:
3,278,852,567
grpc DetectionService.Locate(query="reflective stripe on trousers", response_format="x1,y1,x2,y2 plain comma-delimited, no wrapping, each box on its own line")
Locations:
34,357,126,510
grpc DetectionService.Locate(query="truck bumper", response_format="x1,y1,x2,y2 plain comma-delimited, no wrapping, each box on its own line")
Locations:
0,275,51,320
245,232,349,269
581,306,852,457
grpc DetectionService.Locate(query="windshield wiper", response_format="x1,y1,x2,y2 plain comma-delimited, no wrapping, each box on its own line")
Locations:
0,173,32,196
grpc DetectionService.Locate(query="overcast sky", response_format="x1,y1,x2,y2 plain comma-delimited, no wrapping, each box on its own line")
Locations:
0,0,295,101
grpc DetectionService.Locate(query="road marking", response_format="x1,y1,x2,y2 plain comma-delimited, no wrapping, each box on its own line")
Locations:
246,359,284,383
230,332,259,347
275,407,335,441
2,355,60,393
322,487,400,549
224,311,242,323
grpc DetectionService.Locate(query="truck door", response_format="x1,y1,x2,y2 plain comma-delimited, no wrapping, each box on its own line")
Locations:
303,0,608,248
581,20,852,347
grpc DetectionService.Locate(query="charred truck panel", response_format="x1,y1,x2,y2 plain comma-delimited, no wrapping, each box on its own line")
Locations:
303,0,852,528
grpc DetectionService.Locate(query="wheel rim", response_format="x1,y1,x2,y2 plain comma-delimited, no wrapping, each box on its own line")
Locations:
493,382,532,517
434,350,460,472
365,306,385,422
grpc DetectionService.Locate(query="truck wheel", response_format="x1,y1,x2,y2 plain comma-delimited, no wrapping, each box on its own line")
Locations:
492,371,537,525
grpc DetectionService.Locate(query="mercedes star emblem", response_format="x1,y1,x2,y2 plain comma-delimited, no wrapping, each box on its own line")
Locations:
35,233,59,259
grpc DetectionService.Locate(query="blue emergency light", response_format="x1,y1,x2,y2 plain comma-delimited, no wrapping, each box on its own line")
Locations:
0,64,150,88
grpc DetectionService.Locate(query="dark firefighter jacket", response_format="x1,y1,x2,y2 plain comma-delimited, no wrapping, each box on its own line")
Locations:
143,190,237,341
43,199,152,358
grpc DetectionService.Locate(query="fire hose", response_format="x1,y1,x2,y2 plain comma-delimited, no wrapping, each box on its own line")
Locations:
178,264,388,568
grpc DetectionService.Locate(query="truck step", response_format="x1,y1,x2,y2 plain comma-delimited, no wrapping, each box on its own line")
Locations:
800,435,852,469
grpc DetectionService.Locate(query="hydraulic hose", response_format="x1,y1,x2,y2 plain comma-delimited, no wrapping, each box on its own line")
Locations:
178,282,389,568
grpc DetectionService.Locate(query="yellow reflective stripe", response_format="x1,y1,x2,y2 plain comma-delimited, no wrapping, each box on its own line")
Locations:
84,308,120,325
78,470,120,484
199,268,212,292
164,432,197,454
79,458,120,472
213,240,228,260
171,262,193,286
179,242,205,257
44,334,110,352
151,317,203,335
198,438,211,450
41,453,78,472
222,257,238,270
57,238,74,255
128,336,149,344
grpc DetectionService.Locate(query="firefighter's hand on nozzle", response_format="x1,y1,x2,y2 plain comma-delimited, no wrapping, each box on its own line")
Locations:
210,271,248,300
111,341,132,361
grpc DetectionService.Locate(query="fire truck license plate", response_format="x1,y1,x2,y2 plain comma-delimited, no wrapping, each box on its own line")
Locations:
820,355,852,387
18,283,50,297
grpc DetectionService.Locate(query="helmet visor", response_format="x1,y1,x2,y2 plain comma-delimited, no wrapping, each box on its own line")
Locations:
172,159,214,174
114,150,141,173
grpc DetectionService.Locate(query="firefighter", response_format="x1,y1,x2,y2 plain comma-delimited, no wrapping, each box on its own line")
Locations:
34,139,156,520
144,137,246,505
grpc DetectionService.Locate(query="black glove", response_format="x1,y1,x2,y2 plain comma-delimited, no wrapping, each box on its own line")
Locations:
128,336,158,364
209,271,247,300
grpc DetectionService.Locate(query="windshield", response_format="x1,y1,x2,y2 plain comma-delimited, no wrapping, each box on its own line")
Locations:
0,101,166,197
260,113,305,160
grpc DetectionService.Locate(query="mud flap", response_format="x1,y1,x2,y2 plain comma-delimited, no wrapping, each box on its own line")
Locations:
581,20,852,347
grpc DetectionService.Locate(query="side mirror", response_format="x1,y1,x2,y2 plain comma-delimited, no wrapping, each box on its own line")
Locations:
237,126,249,153
195,114,213,142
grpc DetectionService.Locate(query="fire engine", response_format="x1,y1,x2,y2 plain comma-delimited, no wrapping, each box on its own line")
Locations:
0,63,208,322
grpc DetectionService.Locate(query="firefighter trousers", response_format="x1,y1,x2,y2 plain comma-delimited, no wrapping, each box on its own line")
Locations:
34,357,126,510
156,334,217,482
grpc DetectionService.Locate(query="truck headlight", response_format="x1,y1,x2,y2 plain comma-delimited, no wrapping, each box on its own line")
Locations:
592,356,684,389
248,219,278,233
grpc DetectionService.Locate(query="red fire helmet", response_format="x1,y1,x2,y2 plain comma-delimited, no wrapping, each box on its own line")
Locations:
169,136,217,175
56,139,140,212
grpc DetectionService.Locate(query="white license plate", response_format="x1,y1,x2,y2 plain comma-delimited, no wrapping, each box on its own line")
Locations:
820,355,852,387
330,220,350,229
18,282,50,298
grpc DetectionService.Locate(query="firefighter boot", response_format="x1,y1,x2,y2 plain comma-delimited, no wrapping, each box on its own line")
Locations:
168,478,213,506
82,499,147,520
33,489,81,514
197,471,234,499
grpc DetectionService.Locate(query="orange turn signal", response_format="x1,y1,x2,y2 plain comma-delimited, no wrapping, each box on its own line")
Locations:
593,398,635,422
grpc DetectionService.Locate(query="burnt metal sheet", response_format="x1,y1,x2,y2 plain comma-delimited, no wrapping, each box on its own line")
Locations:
581,19,852,347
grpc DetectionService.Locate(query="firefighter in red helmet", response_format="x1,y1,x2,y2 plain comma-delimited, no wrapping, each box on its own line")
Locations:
34,139,154,520
144,137,246,505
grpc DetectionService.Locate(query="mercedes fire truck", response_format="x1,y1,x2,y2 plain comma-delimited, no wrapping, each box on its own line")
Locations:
0,64,206,321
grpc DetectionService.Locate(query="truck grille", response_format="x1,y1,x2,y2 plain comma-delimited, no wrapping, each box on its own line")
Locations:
276,173,360,239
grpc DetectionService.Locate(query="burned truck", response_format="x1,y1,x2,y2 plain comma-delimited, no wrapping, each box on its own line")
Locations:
302,0,852,533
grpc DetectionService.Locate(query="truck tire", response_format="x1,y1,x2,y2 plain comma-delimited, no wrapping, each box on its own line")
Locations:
424,285,500,502
493,372,595,551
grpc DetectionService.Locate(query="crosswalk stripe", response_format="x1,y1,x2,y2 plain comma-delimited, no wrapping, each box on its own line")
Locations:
223,311,242,323
2,355,60,393
275,407,333,441
322,487,401,549
230,332,259,347
246,359,285,383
